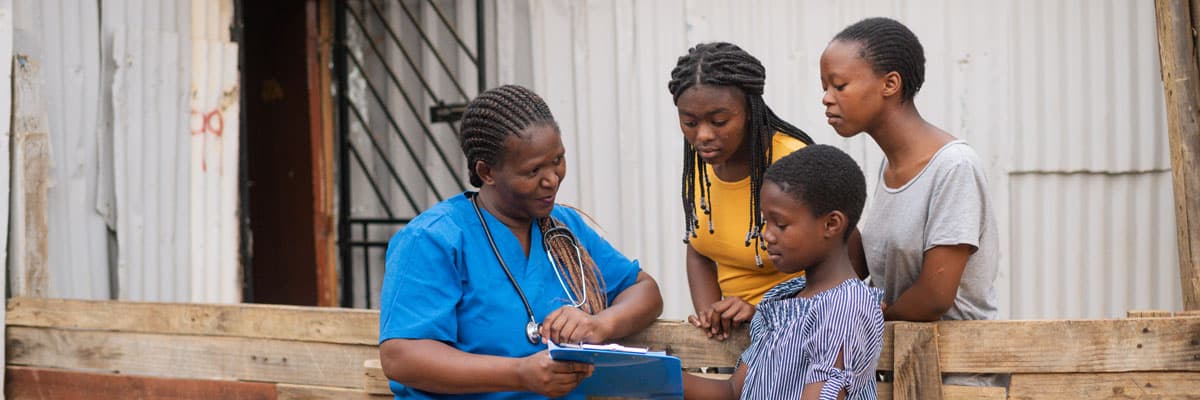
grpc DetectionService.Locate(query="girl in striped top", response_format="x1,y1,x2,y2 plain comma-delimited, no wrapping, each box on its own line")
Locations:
683,145,885,400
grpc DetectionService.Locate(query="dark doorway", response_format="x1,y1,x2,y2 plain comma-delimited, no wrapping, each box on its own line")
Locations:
242,0,337,306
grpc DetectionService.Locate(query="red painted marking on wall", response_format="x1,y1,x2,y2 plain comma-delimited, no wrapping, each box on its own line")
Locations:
191,109,225,172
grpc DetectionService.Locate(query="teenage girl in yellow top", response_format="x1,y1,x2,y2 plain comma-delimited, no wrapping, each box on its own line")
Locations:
668,42,815,340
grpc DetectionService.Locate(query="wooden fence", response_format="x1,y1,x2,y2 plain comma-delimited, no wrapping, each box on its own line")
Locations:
5,297,1199,399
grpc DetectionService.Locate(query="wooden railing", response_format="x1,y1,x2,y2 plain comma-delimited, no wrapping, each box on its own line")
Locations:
5,297,1199,399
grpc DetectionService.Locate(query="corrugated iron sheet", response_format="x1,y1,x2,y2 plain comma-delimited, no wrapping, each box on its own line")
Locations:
104,0,193,302
188,38,239,304
188,0,239,303
512,0,1179,319
13,0,241,302
110,26,192,302
14,0,110,299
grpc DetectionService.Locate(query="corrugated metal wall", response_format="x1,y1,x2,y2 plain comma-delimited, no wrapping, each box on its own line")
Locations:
500,0,1179,319
14,0,110,299
106,0,193,302
188,0,240,303
12,0,240,303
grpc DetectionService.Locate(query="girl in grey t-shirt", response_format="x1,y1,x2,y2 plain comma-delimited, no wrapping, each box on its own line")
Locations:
818,17,999,323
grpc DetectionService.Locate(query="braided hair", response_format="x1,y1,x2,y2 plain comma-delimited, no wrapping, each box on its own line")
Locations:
459,84,558,187
459,85,608,313
667,42,814,267
833,17,926,102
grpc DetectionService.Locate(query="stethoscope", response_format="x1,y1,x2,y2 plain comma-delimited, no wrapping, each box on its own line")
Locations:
469,192,588,345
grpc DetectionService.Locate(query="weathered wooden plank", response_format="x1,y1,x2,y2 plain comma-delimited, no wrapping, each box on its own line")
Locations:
312,0,338,308
5,366,277,400
880,321,894,370
6,297,378,345
9,56,50,298
935,318,1200,373
1009,372,1200,399
942,385,1007,400
892,322,943,400
877,383,1005,400
1127,310,1173,318
6,326,376,388
1156,0,1200,310
363,359,389,395
616,320,748,369
277,383,392,400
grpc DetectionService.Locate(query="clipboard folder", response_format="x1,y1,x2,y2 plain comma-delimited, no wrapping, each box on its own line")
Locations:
549,342,683,399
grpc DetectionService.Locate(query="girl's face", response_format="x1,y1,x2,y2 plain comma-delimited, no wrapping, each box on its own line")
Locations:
478,124,567,222
675,84,750,167
759,181,833,274
819,40,890,137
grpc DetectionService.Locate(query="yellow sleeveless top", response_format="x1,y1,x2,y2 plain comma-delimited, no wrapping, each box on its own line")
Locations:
689,133,807,305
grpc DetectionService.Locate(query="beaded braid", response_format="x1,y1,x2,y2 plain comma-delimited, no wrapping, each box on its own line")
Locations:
833,17,926,102
539,218,608,314
460,84,608,313
667,42,815,267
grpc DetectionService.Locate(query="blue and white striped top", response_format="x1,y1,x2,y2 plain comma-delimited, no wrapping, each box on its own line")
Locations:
739,277,885,400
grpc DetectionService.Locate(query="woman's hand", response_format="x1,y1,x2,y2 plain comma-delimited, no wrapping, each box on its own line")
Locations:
516,350,594,398
688,297,754,341
540,305,613,344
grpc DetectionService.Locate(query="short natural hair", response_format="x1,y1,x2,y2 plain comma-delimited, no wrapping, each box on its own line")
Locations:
764,144,866,240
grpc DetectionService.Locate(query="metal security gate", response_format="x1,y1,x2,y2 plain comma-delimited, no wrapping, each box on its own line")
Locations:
334,0,484,308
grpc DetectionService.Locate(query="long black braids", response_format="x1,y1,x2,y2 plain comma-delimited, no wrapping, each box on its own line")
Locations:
459,85,608,313
667,42,815,267
833,17,926,102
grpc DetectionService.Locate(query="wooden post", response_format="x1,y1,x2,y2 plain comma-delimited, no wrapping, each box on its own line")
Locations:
9,55,50,298
892,322,943,400
1156,0,1200,310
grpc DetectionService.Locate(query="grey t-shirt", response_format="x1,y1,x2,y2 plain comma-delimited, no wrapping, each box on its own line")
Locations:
861,140,998,320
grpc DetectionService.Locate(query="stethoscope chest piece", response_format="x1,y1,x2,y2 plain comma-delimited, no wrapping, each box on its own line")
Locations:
525,321,542,345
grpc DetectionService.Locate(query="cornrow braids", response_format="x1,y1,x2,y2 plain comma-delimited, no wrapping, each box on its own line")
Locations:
459,84,558,187
833,17,926,102
667,42,815,267
461,85,609,314
539,217,608,314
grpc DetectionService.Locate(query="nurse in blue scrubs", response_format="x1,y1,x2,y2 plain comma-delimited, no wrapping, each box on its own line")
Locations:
378,85,664,399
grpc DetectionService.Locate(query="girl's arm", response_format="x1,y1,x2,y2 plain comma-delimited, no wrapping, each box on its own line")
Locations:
683,363,748,400
380,338,593,397
686,243,722,316
883,244,971,321
685,244,754,340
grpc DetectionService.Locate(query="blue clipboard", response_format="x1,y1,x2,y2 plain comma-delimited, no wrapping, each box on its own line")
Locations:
548,342,683,399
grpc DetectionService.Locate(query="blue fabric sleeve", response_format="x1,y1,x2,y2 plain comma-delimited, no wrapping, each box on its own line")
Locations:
553,207,641,304
801,284,885,399
378,216,463,344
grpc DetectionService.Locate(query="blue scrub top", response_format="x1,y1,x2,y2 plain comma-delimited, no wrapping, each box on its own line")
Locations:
379,192,642,399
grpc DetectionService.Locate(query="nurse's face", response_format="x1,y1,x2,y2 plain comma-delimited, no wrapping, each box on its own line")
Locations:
480,124,567,223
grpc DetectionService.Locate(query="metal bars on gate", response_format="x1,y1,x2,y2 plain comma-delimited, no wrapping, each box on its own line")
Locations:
334,0,484,308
